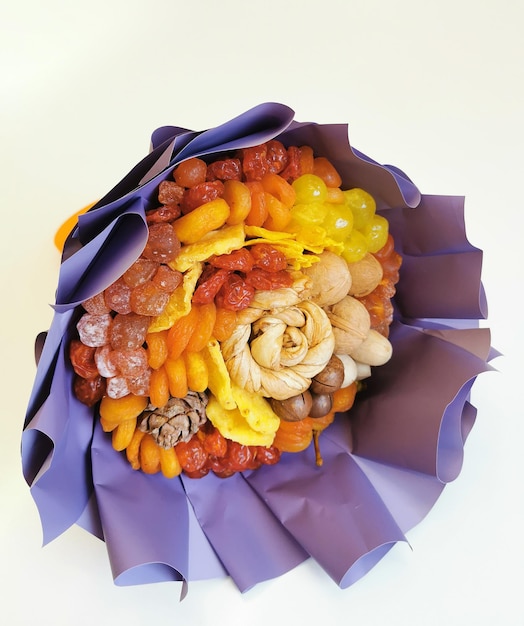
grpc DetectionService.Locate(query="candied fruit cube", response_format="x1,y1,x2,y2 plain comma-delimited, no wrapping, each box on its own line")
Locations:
76,313,112,347
130,281,170,316
110,313,151,350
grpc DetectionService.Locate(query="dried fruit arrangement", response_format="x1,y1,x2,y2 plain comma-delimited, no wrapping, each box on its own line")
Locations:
68,141,401,479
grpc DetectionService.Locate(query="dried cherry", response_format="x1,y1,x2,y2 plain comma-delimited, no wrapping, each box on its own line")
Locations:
192,267,230,304
249,243,288,272
245,268,292,290
69,340,99,379
266,140,288,174
73,374,106,407
215,273,254,311
206,158,242,182
181,180,224,214
210,248,254,272
176,438,207,473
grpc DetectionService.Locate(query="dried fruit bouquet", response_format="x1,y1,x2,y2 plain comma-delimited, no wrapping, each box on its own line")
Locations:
23,104,493,593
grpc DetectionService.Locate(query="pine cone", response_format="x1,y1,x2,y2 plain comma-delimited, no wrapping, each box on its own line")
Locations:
139,391,208,449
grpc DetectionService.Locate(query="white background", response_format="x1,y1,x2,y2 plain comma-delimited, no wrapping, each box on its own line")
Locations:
1,1,522,624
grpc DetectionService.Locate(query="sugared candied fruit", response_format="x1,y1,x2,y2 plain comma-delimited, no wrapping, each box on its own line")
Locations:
361,214,389,253
110,312,151,350
123,258,158,288
112,347,149,378
173,157,207,188
127,369,151,396
129,281,170,316
157,180,185,205
104,278,132,314
94,344,119,378
142,223,181,263
152,264,182,293
145,204,181,225
82,292,110,315
322,204,354,241
343,188,376,230
106,375,130,399
292,173,328,205
76,313,112,347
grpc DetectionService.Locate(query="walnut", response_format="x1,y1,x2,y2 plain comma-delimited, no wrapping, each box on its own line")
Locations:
347,253,383,297
302,251,352,307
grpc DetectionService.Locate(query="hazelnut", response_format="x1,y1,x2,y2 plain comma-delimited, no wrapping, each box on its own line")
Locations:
309,392,333,418
310,355,344,394
270,391,313,422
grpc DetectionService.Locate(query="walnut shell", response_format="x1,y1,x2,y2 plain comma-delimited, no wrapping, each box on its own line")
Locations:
347,253,383,297
302,251,352,307
325,295,371,354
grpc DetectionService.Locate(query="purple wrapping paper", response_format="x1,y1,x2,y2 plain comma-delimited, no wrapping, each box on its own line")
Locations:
22,103,494,594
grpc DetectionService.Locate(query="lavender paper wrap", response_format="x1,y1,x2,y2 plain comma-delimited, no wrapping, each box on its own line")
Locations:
22,103,493,593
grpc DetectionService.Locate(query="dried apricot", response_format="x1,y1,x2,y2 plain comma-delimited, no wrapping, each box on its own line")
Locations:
139,434,161,474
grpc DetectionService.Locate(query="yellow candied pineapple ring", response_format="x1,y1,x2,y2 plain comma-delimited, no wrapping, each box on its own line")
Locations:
220,299,335,401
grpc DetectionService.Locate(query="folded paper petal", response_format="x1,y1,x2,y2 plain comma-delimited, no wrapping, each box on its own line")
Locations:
22,323,94,544
22,103,493,593
349,322,493,476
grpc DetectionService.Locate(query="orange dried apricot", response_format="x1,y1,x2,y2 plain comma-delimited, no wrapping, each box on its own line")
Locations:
332,382,358,413
272,419,312,453
313,156,342,188
212,307,237,342
99,394,148,425
112,417,137,451
126,428,146,470
139,434,161,474
159,445,182,478
166,305,201,359
185,302,216,352
146,330,169,369
149,366,170,408
164,356,188,398
245,181,268,226
172,198,230,244
223,179,252,225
